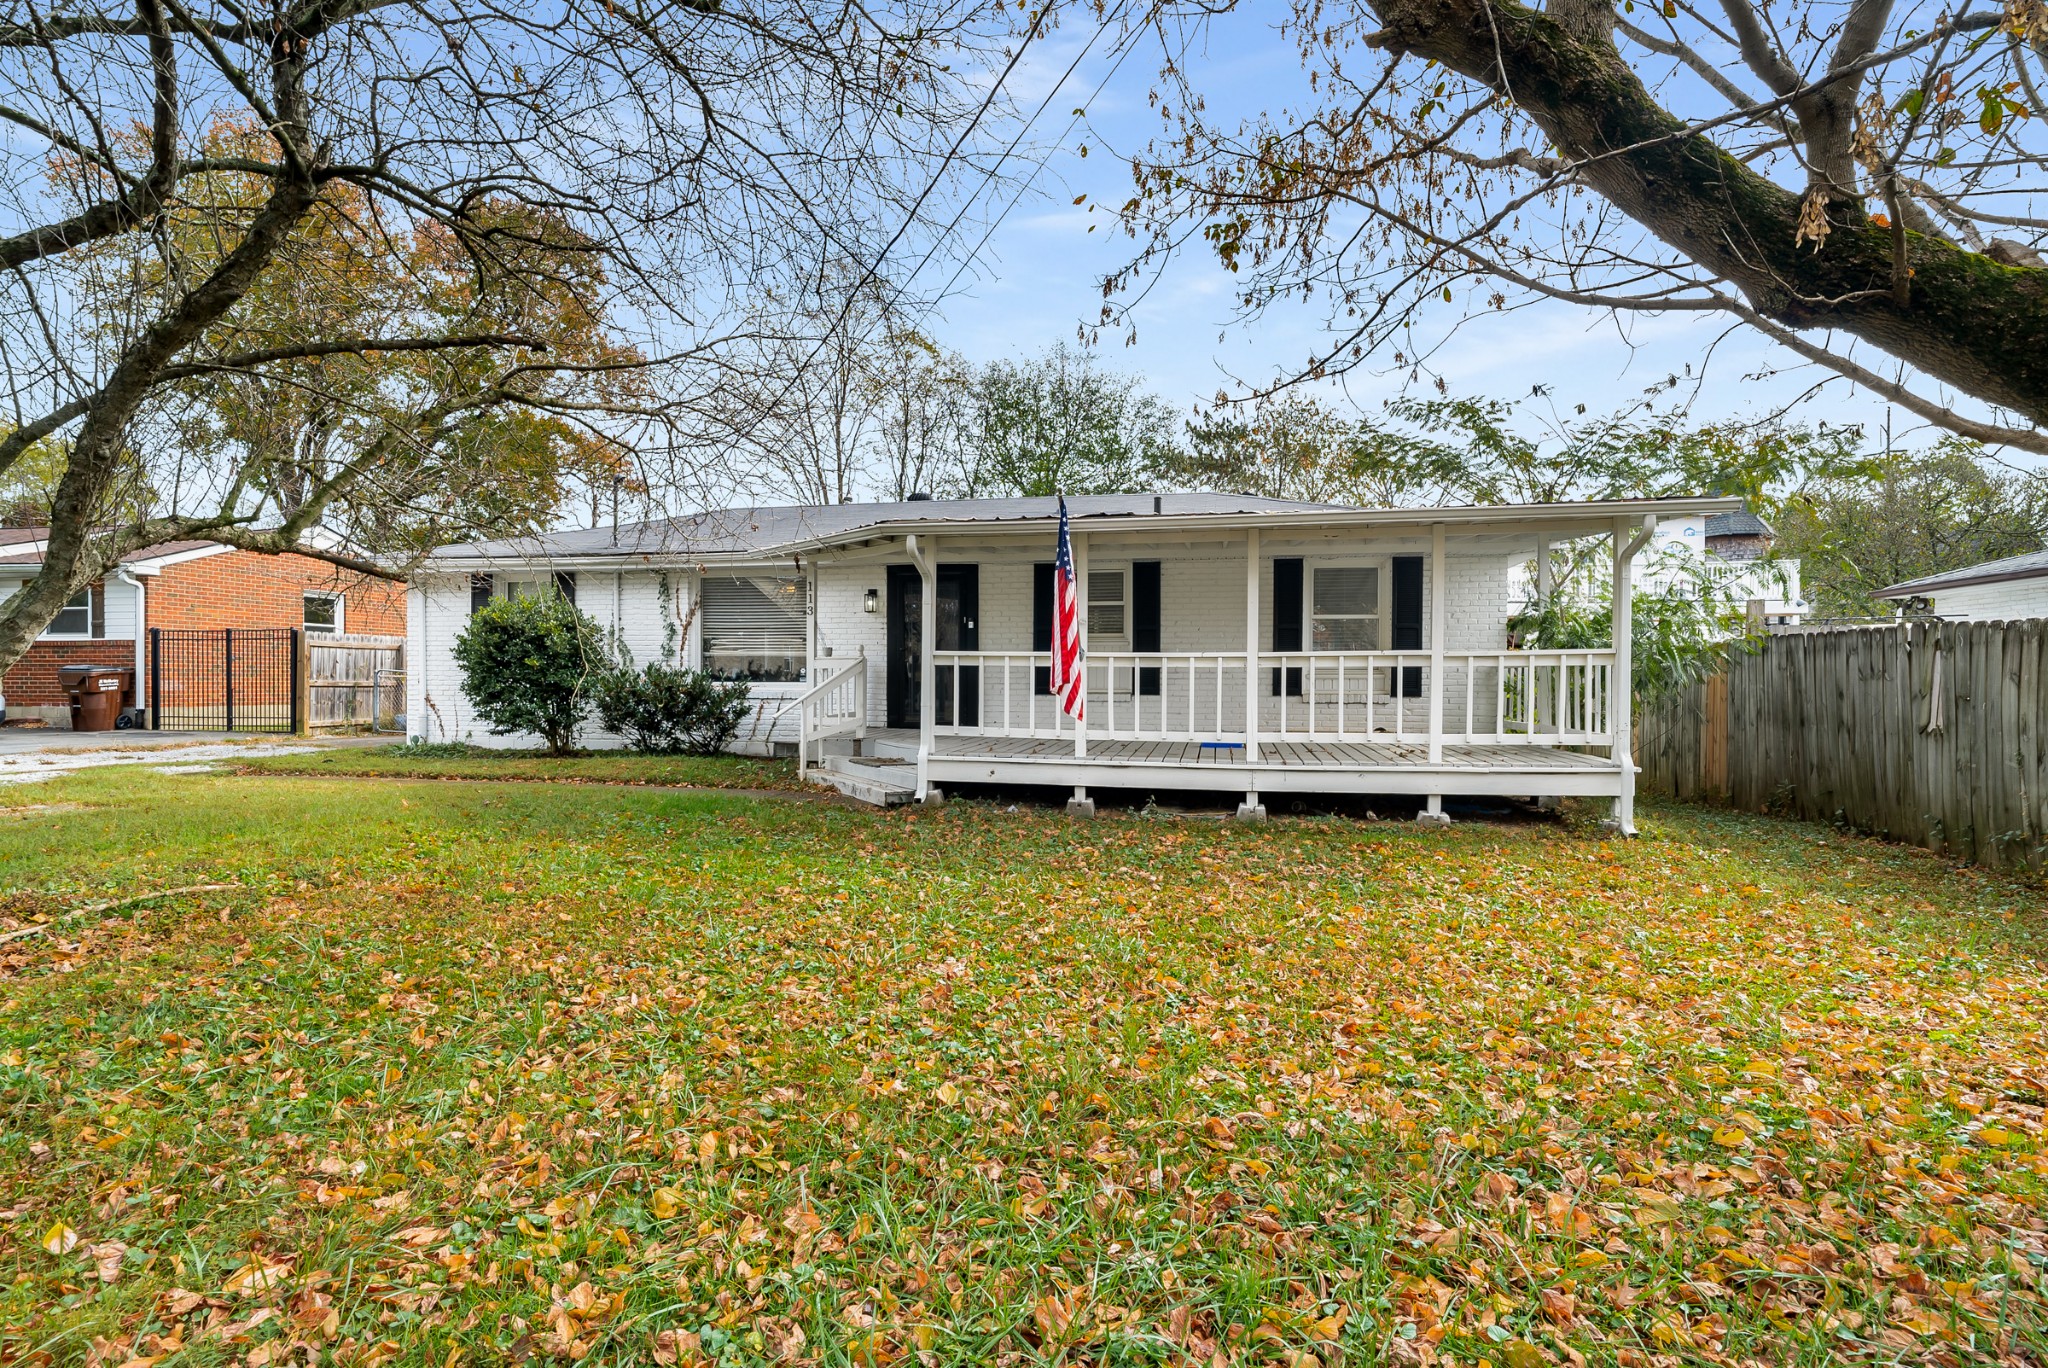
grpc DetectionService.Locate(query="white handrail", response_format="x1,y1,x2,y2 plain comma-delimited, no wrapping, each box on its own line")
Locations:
772,651,868,772
924,647,1616,748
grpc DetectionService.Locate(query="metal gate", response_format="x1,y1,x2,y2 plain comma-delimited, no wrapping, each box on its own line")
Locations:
149,628,301,733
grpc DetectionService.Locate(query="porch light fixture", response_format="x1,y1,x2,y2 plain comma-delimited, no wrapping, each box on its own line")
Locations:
863,587,879,614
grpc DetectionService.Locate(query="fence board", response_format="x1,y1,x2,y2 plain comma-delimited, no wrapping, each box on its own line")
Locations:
306,634,404,730
1638,620,2048,870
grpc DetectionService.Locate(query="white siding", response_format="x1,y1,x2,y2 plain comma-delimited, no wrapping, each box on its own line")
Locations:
102,575,141,643
1928,578,2048,622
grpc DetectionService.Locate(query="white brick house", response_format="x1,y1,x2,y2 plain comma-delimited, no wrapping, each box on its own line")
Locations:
409,493,1739,830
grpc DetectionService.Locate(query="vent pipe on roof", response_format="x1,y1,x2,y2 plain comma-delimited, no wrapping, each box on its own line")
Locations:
1153,495,1162,514
907,491,932,501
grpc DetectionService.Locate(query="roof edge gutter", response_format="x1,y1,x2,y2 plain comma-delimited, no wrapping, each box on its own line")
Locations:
418,496,1747,573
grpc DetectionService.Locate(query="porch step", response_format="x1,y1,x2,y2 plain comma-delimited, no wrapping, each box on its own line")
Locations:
810,754,915,807
863,732,920,762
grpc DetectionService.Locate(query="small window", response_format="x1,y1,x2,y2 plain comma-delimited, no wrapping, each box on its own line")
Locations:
1312,565,1380,651
44,587,92,638
701,575,807,682
302,592,341,635
498,576,554,602
1087,569,1125,639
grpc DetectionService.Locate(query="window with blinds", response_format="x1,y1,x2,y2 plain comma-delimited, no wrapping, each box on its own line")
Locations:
701,575,807,682
43,586,92,638
1087,569,1125,639
1311,565,1380,651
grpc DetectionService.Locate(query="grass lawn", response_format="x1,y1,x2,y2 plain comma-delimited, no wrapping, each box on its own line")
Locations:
3,768,2046,1368
239,744,803,791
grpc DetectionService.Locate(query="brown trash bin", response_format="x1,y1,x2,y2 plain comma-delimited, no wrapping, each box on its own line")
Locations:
59,664,135,732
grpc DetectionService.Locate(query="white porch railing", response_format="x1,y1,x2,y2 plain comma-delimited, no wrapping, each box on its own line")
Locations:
927,649,1615,748
1258,650,1614,745
930,652,1250,741
771,651,868,771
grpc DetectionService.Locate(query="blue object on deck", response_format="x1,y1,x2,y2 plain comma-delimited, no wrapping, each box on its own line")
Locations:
1198,741,1245,750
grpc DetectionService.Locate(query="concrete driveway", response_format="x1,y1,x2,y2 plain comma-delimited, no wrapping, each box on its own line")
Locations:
0,727,385,783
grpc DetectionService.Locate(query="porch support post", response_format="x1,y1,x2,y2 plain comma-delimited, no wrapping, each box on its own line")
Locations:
1532,534,1558,810
1244,527,1260,765
1608,515,1656,834
1073,527,1087,760
1426,522,1446,766
908,534,940,803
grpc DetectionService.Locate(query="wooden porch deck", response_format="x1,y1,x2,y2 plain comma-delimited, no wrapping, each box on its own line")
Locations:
873,729,1612,771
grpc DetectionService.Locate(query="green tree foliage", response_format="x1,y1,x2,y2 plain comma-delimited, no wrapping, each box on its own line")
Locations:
1777,441,2048,616
453,592,604,756
961,344,1184,497
1165,393,1877,513
128,125,646,558
1511,565,1762,705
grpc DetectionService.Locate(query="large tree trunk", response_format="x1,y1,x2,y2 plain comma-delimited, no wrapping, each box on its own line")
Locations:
1365,0,2048,425
0,174,320,678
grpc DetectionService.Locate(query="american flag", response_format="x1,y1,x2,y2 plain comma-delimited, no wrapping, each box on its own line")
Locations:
1050,496,1084,721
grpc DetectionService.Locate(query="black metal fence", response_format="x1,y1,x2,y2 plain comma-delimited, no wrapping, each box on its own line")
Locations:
149,628,301,733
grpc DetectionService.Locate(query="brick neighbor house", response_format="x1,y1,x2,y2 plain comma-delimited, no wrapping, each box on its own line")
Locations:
0,532,406,727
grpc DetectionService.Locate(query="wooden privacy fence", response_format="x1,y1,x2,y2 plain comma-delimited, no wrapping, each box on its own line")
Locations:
1638,621,2048,869
300,634,405,731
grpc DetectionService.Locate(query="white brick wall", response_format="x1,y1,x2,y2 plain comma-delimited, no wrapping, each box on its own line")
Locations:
406,530,1523,750
408,568,704,749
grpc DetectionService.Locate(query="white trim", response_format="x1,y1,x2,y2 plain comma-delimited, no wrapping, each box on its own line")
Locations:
925,753,1626,799
114,568,148,710
38,585,95,641
122,542,235,575
1244,529,1260,766
1427,524,1446,765
1305,555,1390,656
302,589,345,636
1085,564,1127,649
419,497,1748,574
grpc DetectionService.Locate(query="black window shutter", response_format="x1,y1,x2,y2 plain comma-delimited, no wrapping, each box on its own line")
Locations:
1132,560,1161,695
470,573,494,614
1392,554,1423,697
1033,562,1054,695
554,571,577,605
1270,557,1303,696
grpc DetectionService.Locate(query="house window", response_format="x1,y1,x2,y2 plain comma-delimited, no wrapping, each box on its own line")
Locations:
1087,569,1125,640
1311,565,1380,651
701,575,807,682
498,576,553,601
302,592,342,636
43,587,92,639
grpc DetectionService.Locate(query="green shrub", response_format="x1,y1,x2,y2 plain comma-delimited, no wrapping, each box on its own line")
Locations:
452,591,604,755
400,740,485,759
591,658,750,755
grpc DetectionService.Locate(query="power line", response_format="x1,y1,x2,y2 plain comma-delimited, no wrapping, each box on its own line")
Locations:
722,4,1065,454
922,6,1154,309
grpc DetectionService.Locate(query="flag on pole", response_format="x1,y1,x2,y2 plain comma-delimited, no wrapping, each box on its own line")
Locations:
1050,496,1084,721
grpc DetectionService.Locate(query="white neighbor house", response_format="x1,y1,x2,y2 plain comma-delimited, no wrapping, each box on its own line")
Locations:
1874,549,2048,620
408,493,1740,830
1506,509,1808,627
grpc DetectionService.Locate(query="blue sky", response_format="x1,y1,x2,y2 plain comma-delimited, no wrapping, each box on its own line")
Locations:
922,13,1975,454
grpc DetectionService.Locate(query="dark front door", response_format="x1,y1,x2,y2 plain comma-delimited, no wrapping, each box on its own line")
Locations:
886,563,979,729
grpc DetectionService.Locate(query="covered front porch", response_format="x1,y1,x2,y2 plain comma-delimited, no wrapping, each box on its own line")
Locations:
868,727,1620,794
779,499,1700,827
